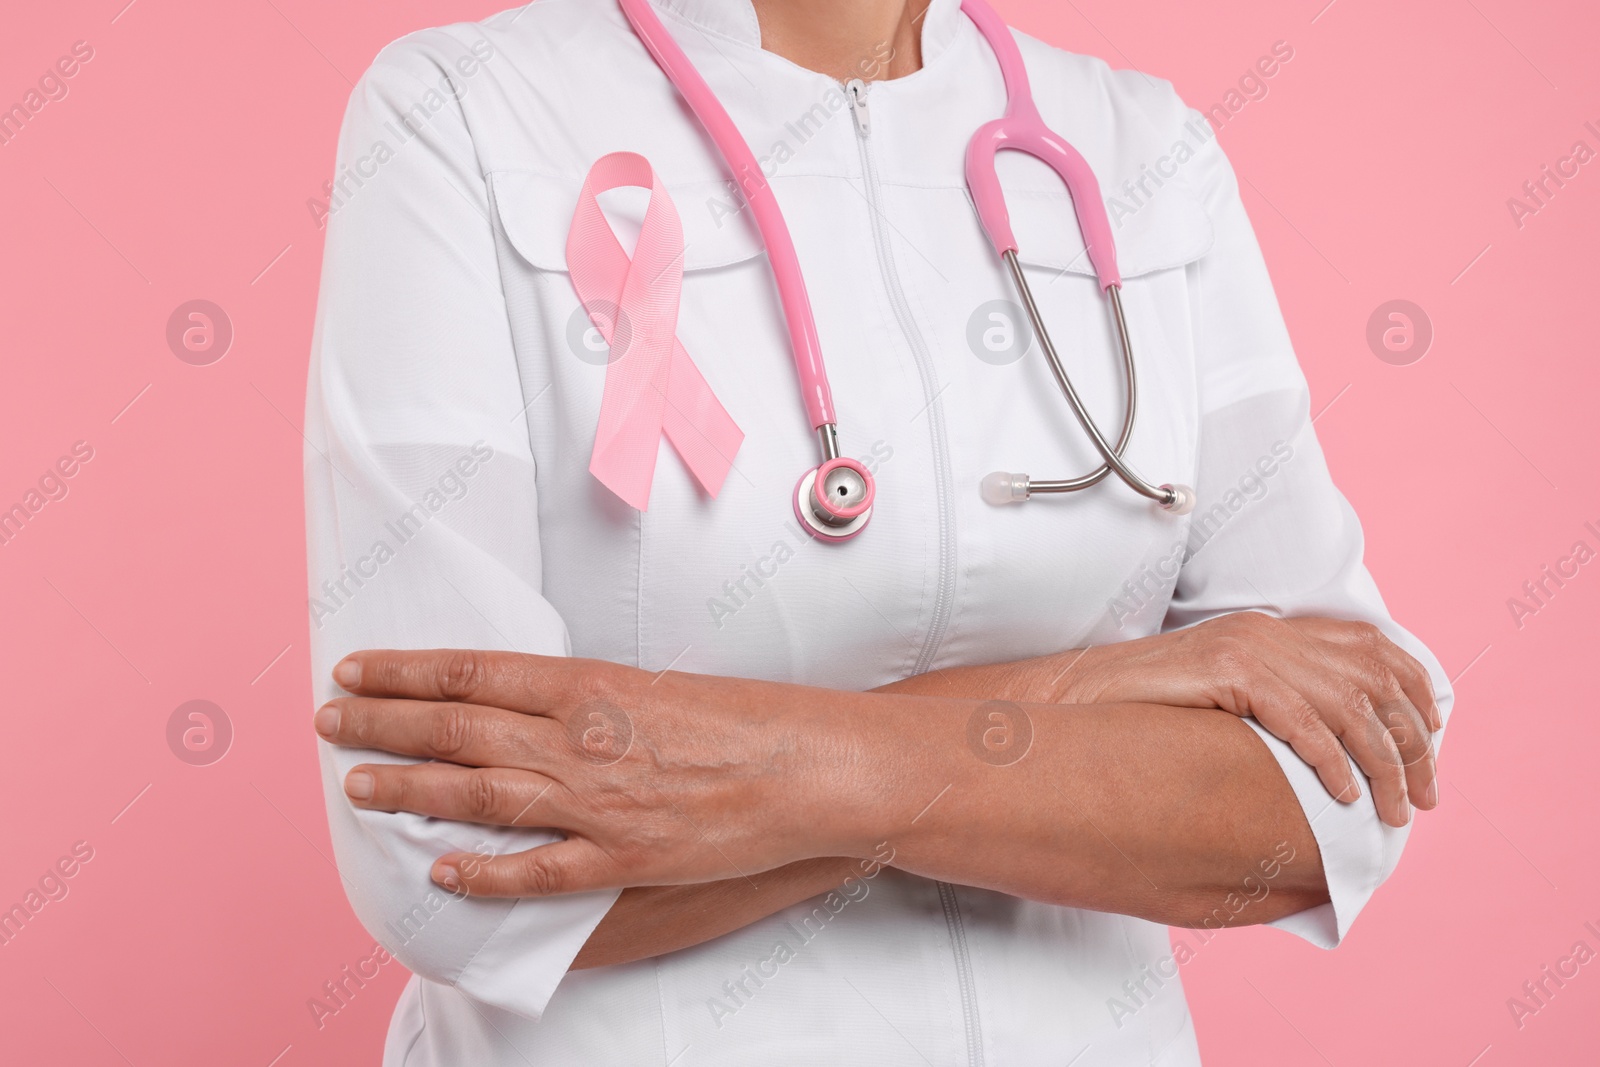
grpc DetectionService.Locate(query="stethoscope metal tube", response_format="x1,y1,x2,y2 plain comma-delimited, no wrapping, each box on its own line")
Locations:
817,423,841,461
1003,250,1134,493
984,252,1195,515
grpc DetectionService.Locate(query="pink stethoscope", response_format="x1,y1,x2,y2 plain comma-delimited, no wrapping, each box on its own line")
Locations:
618,0,1195,542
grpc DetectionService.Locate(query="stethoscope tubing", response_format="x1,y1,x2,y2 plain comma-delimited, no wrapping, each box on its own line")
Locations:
1003,250,1182,505
616,0,837,436
618,0,1193,532
1001,249,1137,494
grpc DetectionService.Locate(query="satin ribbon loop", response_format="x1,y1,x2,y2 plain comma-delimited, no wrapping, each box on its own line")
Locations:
565,151,743,511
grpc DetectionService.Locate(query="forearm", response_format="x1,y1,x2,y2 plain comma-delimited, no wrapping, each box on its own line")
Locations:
572,857,861,969
834,693,1328,926
873,650,1079,702
573,662,1327,965
332,618,1430,971
568,656,1066,970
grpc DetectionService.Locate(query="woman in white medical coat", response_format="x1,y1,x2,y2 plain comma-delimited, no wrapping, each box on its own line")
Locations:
303,0,1450,1062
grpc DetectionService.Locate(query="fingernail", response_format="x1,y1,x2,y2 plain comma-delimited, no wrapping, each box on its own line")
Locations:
334,659,361,688
313,704,340,737
1397,797,1412,825
434,864,461,892
344,771,374,800
1425,779,1438,807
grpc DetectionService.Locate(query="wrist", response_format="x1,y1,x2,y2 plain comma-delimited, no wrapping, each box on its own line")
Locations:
815,691,982,863
1050,646,1108,704
779,689,937,862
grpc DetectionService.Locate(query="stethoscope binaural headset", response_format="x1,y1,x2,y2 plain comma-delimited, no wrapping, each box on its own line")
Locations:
618,0,1196,541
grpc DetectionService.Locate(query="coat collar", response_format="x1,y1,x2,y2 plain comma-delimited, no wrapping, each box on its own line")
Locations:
650,0,967,69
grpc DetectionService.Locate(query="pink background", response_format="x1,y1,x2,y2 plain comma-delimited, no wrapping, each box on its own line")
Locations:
2,0,1596,1063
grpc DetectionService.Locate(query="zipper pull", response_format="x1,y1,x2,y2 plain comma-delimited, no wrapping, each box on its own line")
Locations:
845,78,871,137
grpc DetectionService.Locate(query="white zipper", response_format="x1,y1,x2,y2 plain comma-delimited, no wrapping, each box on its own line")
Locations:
937,882,984,1067
847,78,871,136
846,77,980,1067
843,78,957,681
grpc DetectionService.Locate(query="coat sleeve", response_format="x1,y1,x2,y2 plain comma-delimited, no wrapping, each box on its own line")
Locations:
302,30,619,1019
1160,102,1454,947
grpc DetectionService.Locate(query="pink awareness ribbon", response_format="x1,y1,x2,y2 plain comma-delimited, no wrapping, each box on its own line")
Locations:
565,152,743,511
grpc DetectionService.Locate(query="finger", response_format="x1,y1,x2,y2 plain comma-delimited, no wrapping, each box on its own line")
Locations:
1206,642,1361,803
346,761,578,830
434,838,616,898
315,696,565,769
1344,658,1437,811
1367,637,1442,734
1268,652,1411,828
332,647,595,716
1287,619,1442,732
1277,624,1437,815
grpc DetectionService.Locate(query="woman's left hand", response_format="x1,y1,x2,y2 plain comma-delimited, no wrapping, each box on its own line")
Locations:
314,649,862,898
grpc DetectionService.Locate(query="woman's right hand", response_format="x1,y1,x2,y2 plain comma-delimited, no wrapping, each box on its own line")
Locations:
880,611,1439,828
1050,612,1440,827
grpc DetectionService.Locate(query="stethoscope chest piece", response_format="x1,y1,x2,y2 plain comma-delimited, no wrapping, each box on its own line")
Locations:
794,457,875,541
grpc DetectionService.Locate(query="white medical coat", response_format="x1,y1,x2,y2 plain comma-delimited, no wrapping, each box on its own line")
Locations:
302,0,1454,1062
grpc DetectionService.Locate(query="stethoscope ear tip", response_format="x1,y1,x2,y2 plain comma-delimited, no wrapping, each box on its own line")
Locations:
982,473,1195,516
981,471,1031,506
1159,484,1196,516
